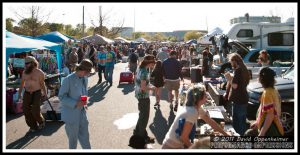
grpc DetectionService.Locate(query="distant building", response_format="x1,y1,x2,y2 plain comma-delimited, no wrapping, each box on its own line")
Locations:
230,16,281,25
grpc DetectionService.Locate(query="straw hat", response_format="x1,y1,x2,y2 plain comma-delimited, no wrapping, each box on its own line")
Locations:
76,59,93,73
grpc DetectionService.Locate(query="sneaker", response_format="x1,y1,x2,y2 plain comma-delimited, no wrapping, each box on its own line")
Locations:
145,136,155,144
154,102,160,107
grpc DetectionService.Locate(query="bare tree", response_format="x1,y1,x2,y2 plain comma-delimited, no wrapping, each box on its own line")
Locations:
89,6,124,38
12,6,53,36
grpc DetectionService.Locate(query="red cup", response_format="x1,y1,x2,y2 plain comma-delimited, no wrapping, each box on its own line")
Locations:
80,95,87,105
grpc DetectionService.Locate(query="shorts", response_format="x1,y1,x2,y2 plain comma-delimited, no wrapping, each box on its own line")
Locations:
164,79,180,91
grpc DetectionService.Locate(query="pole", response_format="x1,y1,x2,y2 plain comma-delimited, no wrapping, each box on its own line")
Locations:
82,6,84,38
133,7,135,39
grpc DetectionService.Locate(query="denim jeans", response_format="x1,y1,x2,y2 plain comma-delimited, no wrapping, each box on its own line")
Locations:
97,64,106,82
134,98,150,139
232,103,247,136
105,65,114,85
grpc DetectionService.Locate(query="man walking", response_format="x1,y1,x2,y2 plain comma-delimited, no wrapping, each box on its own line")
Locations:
18,56,47,132
162,51,184,112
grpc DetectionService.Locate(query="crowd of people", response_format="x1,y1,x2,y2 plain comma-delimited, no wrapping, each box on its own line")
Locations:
16,38,284,149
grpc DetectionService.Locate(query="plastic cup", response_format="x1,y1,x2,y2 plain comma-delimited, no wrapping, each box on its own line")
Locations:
81,95,87,105
81,95,87,101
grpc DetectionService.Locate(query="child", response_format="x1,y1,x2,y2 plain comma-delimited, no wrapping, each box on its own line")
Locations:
150,60,164,108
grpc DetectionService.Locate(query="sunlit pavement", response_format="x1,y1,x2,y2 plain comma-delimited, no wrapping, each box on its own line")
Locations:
6,62,187,150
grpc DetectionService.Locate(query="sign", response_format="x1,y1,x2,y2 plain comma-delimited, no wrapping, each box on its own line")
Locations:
13,58,25,68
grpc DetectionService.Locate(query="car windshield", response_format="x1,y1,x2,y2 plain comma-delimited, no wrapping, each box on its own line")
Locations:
283,66,294,80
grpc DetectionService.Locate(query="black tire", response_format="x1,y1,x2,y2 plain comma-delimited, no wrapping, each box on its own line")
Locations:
281,103,294,136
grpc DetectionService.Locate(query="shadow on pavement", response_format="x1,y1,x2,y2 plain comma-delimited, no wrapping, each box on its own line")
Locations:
149,108,169,145
87,82,110,107
6,113,24,123
6,121,64,149
117,83,135,95
168,109,176,128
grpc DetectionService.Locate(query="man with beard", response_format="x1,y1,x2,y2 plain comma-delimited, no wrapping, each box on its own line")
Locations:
18,56,47,132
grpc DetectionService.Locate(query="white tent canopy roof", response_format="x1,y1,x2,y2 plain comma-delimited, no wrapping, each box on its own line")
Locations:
81,34,114,45
198,27,223,44
114,36,130,43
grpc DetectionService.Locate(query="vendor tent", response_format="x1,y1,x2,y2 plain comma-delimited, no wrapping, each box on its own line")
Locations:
5,31,62,72
197,27,223,45
81,34,114,45
36,31,69,43
134,37,147,43
114,37,130,43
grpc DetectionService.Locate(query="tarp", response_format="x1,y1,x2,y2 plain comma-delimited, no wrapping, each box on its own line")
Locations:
114,37,130,43
5,31,62,73
197,27,223,44
36,31,69,43
81,34,114,45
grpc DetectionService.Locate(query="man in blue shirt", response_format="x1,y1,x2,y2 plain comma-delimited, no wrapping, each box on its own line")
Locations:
105,46,116,86
96,46,107,84
162,50,184,112
58,59,93,149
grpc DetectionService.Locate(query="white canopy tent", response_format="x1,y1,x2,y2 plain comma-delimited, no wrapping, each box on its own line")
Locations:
197,27,223,45
81,34,114,45
114,37,130,43
134,37,148,43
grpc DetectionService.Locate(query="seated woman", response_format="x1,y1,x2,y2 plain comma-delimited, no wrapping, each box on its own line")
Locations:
248,67,284,136
162,84,230,149
257,50,271,67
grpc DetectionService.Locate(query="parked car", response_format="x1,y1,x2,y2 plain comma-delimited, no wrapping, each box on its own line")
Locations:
247,65,294,135
243,47,294,67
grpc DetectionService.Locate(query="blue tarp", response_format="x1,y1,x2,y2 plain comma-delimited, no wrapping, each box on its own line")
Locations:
5,31,62,73
36,31,69,43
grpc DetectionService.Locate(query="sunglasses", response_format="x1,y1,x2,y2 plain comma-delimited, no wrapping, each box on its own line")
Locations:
25,62,31,65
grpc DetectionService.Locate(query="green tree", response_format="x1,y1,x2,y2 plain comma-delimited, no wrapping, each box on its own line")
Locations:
14,18,48,36
64,24,73,36
6,18,15,32
132,32,146,40
152,32,166,42
167,36,178,42
184,31,201,41
48,23,64,32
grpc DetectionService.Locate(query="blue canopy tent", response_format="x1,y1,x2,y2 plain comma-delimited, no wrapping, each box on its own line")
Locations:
36,31,69,43
5,31,62,75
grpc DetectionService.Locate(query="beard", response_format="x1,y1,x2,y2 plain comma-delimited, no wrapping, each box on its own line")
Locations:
24,64,34,74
